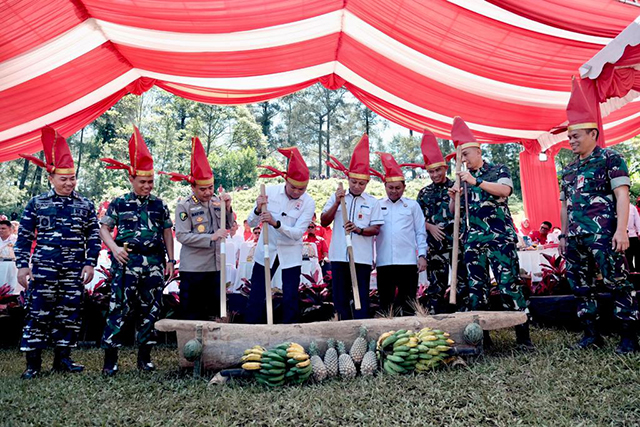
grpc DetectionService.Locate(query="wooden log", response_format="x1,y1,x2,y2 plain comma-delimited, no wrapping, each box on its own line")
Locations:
156,311,527,371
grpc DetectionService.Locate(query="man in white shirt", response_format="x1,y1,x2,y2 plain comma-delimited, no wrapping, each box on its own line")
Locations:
246,148,315,324
323,134,384,320
626,202,640,272
372,153,427,315
0,219,18,294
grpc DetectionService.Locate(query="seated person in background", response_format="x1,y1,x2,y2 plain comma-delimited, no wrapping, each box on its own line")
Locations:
530,221,552,245
519,218,533,237
303,222,328,263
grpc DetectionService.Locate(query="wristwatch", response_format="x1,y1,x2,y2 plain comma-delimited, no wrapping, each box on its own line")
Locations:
474,177,484,187
274,220,282,229
558,234,566,240
167,259,177,264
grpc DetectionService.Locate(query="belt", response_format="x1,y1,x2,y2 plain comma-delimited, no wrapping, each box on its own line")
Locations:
0,258,15,262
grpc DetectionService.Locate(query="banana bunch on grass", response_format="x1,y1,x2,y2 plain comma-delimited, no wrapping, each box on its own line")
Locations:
377,329,420,375
241,342,311,386
415,327,455,372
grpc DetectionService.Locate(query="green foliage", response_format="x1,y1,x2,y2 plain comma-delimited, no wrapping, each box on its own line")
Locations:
211,147,259,192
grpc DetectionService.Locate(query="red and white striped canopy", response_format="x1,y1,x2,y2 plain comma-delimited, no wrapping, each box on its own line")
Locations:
2,0,640,162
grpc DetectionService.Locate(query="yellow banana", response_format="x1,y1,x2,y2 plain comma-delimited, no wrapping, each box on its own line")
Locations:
292,353,309,361
242,362,261,370
296,359,311,368
242,353,262,362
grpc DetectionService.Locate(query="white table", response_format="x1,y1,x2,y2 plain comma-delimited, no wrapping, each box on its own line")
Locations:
517,247,559,282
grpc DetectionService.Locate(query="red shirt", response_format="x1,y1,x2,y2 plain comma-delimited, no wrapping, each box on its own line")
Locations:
314,225,332,247
529,230,548,245
303,234,328,260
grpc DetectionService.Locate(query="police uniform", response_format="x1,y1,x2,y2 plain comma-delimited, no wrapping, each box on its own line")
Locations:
175,193,233,320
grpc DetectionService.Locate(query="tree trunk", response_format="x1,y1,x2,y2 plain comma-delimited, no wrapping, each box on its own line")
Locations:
18,158,30,190
29,152,45,197
76,127,85,176
317,116,324,177
325,109,331,178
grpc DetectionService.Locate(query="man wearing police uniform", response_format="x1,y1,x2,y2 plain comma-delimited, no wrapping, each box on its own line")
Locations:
246,147,315,324
16,126,101,379
99,127,175,375
559,79,638,353
162,137,233,320
323,134,384,320
372,152,427,315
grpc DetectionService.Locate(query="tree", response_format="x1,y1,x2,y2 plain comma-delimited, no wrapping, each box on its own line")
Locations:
210,147,259,191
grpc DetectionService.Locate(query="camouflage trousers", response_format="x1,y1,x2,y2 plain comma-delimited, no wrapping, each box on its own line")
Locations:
464,240,527,312
101,256,165,348
565,233,638,323
20,264,84,351
425,243,467,314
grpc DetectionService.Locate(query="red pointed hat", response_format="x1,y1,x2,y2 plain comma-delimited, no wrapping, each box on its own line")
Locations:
370,152,414,182
566,78,598,132
420,129,446,170
326,134,370,180
259,147,309,186
160,137,213,186
20,126,75,175
101,126,154,176
451,116,480,150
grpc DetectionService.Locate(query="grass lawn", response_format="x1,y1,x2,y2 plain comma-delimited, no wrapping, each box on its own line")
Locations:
1,327,639,426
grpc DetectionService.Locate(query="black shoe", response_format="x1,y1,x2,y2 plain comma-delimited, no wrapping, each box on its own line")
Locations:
515,324,534,350
137,345,156,372
573,320,604,350
52,347,84,373
102,348,119,377
21,350,42,380
615,322,639,355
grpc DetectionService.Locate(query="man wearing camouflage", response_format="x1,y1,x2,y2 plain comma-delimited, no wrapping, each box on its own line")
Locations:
415,130,466,313
559,80,638,354
16,126,101,379
448,117,532,348
99,127,175,375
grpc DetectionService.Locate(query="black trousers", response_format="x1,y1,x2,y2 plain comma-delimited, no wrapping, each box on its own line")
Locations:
626,236,640,272
180,271,221,320
331,261,371,320
376,264,419,316
246,257,301,324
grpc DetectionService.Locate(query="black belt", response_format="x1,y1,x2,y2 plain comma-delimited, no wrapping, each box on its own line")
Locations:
0,258,15,262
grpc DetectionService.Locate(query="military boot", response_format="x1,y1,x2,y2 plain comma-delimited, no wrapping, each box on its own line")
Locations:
21,350,42,380
615,322,639,355
573,319,604,350
515,323,534,350
102,348,119,377
137,345,156,372
52,347,84,373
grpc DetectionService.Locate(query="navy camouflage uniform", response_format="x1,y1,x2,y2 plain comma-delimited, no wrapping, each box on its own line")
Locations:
462,162,527,312
417,178,467,313
100,192,172,348
560,146,638,323
15,190,100,351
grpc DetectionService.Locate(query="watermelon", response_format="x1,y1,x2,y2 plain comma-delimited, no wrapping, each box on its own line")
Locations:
183,339,203,362
463,322,483,345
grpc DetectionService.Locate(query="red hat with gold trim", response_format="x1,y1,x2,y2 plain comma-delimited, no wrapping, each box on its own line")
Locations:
259,147,309,187
451,116,480,150
20,126,75,175
420,129,446,170
101,126,154,176
566,77,598,132
326,134,371,180
160,137,213,186
370,152,416,182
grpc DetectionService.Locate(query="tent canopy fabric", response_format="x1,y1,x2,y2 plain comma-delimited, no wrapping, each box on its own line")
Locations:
1,0,640,162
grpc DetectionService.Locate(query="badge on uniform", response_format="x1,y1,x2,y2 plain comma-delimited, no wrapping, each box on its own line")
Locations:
577,175,585,189
196,217,204,223
179,212,188,221
197,224,205,233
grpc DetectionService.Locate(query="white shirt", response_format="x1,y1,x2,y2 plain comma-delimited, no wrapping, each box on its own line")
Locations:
0,234,16,259
247,184,315,269
323,191,384,265
375,196,427,267
628,204,640,238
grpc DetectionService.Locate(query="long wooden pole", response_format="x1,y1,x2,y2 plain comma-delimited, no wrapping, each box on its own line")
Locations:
449,145,463,305
260,184,274,325
219,195,227,318
338,182,362,311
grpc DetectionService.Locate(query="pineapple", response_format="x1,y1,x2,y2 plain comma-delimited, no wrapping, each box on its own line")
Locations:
337,340,357,379
308,341,327,382
360,339,378,376
349,325,368,365
324,338,339,378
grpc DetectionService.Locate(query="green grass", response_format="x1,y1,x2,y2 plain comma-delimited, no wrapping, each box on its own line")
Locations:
1,328,639,426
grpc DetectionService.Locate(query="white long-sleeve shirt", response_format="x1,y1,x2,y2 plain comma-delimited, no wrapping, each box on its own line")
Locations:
247,184,315,269
628,203,640,238
375,196,427,267
323,191,384,265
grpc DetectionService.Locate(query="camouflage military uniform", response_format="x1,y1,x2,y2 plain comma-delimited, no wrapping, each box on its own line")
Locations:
463,162,527,312
417,178,467,313
100,192,172,348
560,146,637,323
15,190,100,351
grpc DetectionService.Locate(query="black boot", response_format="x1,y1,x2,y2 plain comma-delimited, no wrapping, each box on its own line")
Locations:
515,323,534,350
137,345,156,372
21,350,42,380
615,322,639,355
573,319,604,350
102,348,119,377
52,347,84,373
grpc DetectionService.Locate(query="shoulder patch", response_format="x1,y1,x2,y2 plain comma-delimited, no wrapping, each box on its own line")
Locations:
180,212,188,221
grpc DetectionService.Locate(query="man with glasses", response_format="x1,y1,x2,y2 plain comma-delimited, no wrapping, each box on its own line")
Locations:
530,221,552,245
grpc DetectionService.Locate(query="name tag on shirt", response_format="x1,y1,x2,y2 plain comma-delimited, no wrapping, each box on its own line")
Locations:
577,175,585,189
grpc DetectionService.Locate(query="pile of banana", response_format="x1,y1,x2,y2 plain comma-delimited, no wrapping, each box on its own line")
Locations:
377,329,421,375
241,342,312,386
414,327,455,372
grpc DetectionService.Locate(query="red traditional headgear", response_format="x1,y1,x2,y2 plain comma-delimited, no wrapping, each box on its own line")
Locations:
451,116,480,151
566,78,599,132
259,147,309,186
160,137,213,186
370,152,416,182
101,126,154,176
420,129,446,170
326,134,371,180
20,126,75,175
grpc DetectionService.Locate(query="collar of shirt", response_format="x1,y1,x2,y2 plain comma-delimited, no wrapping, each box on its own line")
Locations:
128,191,151,203
46,189,80,200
